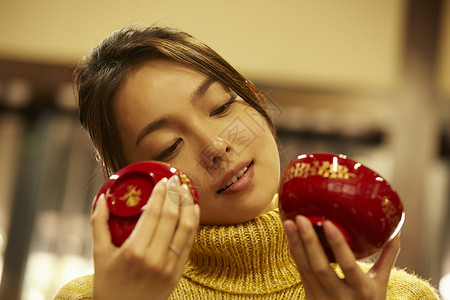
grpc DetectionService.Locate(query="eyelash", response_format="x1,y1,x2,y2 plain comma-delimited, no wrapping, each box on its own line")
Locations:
156,138,182,161
210,95,237,117
157,95,238,161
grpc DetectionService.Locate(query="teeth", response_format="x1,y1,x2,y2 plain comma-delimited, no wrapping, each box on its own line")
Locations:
224,166,248,188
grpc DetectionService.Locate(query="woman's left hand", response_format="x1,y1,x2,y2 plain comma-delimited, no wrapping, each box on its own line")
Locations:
283,216,400,300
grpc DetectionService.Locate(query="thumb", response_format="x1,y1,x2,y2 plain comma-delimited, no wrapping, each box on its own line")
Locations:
369,235,401,284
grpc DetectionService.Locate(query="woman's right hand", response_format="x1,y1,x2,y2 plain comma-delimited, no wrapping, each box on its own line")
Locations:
284,216,400,300
91,175,200,300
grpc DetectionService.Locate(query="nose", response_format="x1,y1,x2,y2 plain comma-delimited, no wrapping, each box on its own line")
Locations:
198,136,232,171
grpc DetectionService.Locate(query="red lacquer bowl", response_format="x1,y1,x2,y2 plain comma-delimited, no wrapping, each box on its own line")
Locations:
278,153,404,261
93,161,199,246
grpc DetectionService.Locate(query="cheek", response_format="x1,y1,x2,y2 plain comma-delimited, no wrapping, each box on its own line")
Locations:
219,107,272,152
164,143,207,190
246,111,280,176
239,109,276,150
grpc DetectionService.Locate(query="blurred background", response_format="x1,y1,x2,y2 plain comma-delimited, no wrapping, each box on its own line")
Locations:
0,0,449,299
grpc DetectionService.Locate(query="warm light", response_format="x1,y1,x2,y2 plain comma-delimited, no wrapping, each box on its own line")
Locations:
26,252,56,286
60,254,94,284
332,156,338,172
440,273,450,300
21,252,93,300
0,256,3,283
0,231,4,252
26,288,45,300
0,229,4,283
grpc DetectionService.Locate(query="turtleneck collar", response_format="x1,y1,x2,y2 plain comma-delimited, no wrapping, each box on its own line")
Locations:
183,202,302,295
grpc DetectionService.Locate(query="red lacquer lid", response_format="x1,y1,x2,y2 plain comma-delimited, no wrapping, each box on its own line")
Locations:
93,161,199,246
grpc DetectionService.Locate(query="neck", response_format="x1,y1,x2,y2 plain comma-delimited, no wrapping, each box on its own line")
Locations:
183,208,301,294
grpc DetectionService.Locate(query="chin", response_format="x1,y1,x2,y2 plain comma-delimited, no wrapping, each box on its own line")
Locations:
242,197,278,223
220,211,269,225
201,202,275,225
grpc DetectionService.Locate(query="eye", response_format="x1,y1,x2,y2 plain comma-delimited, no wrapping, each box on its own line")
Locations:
210,95,237,117
156,138,182,161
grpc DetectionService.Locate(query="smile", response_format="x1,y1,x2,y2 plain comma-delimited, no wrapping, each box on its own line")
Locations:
217,161,253,194
225,165,248,188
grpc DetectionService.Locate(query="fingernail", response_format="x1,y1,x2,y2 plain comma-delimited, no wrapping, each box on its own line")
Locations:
96,193,104,202
296,215,309,233
159,177,168,186
282,219,296,235
155,177,168,190
167,175,180,193
180,184,194,206
93,194,105,211
323,220,337,239
194,204,200,219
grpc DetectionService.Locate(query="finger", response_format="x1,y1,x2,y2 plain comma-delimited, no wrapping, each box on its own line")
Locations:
125,177,168,249
168,184,200,266
295,216,339,287
369,234,401,284
283,219,309,268
323,220,365,286
283,218,318,291
147,175,182,259
91,194,113,253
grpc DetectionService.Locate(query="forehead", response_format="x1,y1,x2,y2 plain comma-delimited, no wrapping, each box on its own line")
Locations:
114,59,206,111
122,59,207,97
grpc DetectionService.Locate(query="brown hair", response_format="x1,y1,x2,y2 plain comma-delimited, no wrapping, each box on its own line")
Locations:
75,25,275,177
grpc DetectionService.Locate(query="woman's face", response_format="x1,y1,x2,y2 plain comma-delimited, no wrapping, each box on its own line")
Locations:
114,59,280,225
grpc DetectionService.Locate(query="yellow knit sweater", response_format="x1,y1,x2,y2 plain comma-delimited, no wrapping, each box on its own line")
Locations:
54,209,439,299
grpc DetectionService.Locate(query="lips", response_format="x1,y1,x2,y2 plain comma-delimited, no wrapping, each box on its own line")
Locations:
217,161,253,194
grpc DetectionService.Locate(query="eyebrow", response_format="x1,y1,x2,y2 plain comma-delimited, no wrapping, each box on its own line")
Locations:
191,77,216,105
135,77,216,147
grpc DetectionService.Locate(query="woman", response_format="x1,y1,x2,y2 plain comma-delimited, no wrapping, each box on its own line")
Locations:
54,25,439,299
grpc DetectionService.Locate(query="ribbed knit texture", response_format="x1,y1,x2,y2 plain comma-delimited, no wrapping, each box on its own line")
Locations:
171,209,304,298
54,201,440,299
